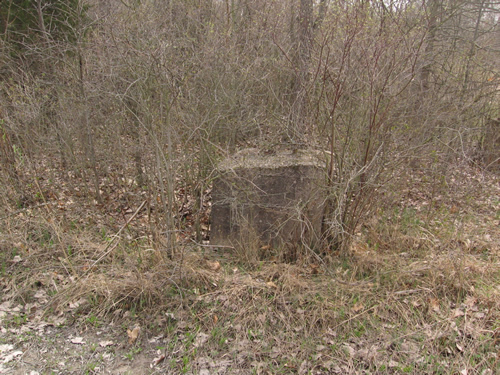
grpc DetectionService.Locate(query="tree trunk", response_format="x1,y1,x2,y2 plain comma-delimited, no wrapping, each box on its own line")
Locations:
421,0,440,92
461,0,486,96
288,0,313,145
78,52,102,204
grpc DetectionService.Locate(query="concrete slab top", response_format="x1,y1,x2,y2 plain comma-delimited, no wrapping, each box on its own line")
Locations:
217,148,327,171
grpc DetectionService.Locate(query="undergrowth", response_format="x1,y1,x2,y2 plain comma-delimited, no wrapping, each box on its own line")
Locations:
0,164,499,374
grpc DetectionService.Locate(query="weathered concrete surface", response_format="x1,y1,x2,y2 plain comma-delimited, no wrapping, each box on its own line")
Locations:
210,149,325,248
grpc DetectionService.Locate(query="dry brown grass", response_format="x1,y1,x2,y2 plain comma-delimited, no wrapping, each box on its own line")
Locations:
0,163,499,374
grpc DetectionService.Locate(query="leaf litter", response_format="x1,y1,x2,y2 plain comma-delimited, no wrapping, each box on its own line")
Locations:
0,161,498,374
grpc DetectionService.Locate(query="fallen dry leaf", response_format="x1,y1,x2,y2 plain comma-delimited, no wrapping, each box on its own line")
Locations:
389,360,399,368
2,350,23,364
206,260,221,272
0,302,12,313
70,337,85,345
352,302,364,313
99,340,114,347
48,315,67,326
411,299,422,308
464,296,477,308
474,312,485,319
68,299,86,309
194,332,209,348
310,264,320,274
266,281,277,289
270,346,281,359
343,344,355,357
326,327,337,337
127,325,141,345
34,290,48,300
429,297,440,313
152,353,166,366
0,344,14,353
453,309,465,318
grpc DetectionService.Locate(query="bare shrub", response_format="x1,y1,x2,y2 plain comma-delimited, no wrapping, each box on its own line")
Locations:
0,0,498,261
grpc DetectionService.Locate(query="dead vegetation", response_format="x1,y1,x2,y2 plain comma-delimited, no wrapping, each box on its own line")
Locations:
0,0,499,373
0,159,498,374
